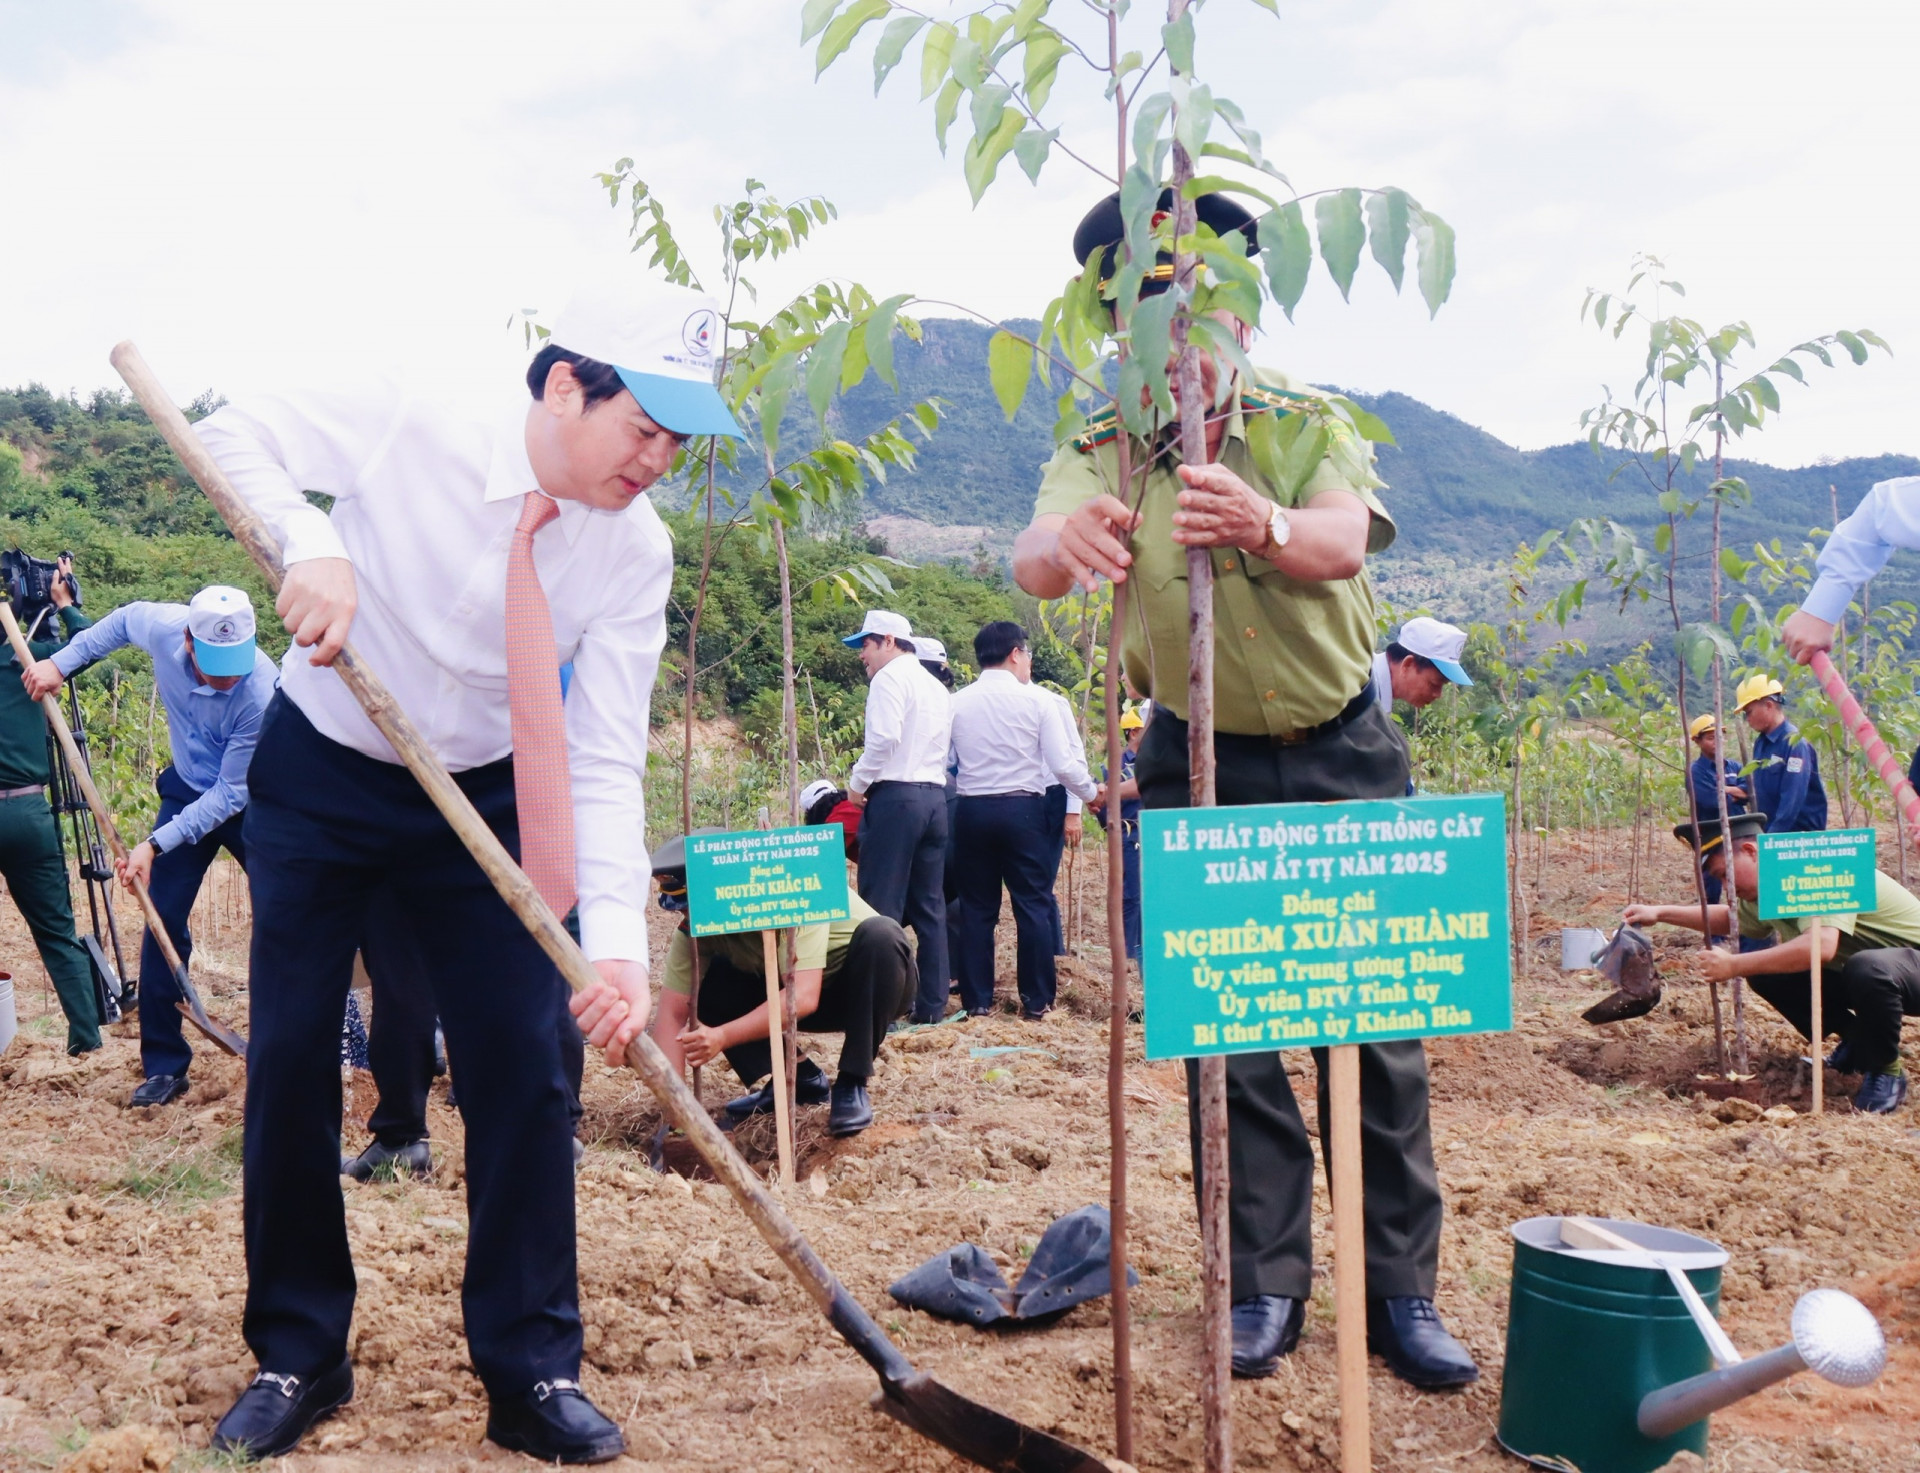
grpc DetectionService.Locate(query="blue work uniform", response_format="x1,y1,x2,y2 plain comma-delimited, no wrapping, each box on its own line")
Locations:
1687,754,1746,910
1751,721,1828,834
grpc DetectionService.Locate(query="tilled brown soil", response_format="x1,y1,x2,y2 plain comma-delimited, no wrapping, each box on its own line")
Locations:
2,838,1918,1472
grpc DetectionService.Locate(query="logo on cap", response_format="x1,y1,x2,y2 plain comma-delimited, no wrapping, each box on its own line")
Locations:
213,618,236,641
682,310,717,360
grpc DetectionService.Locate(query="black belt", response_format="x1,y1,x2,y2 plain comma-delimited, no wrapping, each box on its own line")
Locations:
1163,683,1376,748
867,779,943,791
960,791,1045,801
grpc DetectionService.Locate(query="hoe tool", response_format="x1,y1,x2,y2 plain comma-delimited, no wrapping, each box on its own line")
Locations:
0,603,245,1058
112,340,1108,1473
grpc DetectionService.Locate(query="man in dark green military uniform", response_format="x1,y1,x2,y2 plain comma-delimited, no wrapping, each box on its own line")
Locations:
1012,192,1477,1389
0,562,103,1055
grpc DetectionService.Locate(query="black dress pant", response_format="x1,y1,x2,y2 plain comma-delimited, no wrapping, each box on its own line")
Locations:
694,916,915,1084
1748,948,1920,1072
240,695,580,1395
1041,783,1069,954
857,780,949,1020
1139,703,1444,1302
953,793,1057,1015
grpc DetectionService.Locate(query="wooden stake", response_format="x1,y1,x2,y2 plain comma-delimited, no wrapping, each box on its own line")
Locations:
1328,1044,1371,1473
761,928,794,1185
1808,917,1823,1116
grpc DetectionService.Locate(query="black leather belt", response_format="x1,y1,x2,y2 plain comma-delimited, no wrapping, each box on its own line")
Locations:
1272,683,1377,746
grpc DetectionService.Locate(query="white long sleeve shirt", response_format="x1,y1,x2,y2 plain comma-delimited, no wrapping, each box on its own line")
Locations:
1805,476,1920,623
194,381,670,965
1039,685,1089,814
950,669,1100,801
848,653,952,791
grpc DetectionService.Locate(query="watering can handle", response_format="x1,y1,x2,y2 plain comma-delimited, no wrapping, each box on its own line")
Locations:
1558,1218,1742,1368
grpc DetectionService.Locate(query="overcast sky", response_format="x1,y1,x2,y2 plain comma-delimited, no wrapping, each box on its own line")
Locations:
3,0,1915,468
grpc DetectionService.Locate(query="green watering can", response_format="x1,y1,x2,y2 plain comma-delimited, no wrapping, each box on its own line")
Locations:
1496,1216,1887,1473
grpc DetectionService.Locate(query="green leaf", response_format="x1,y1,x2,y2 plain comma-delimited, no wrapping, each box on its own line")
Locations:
949,34,985,88
933,77,963,152
1364,188,1411,294
1244,406,1299,491
987,329,1033,420
1674,622,1736,681
1131,92,1171,176
806,319,851,419
1719,546,1753,583
863,293,912,389
962,105,1025,202
1172,80,1214,159
1327,395,1396,447
872,14,926,92
1013,126,1058,183
815,0,890,76
920,22,956,99
970,81,1011,138
1836,329,1870,365
1413,210,1456,317
1260,202,1311,319
1315,189,1364,302
1653,522,1672,554
1022,29,1068,113
800,0,841,44
1181,173,1281,212
1161,11,1195,73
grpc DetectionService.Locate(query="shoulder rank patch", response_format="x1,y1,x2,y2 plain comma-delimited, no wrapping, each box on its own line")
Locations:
1070,406,1122,453
1238,384,1316,417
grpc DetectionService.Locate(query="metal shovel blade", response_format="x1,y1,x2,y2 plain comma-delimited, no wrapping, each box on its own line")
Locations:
873,1374,1110,1473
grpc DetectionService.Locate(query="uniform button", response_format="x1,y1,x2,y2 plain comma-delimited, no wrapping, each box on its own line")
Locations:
1222,557,1236,571
1264,690,1276,702
1244,627,1257,639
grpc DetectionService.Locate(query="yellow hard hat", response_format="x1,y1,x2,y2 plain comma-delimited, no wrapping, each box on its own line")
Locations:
1734,674,1784,711
1119,707,1145,731
1687,714,1717,740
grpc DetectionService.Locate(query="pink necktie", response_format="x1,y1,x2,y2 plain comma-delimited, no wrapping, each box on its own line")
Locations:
506,492,575,916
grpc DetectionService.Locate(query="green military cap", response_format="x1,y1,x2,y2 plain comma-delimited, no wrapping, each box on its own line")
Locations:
649,827,725,877
1671,811,1770,856
1073,188,1258,301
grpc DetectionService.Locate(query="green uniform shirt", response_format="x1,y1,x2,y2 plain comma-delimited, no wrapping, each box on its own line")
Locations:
1736,869,1920,962
1033,368,1394,737
0,608,93,790
663,891,879,997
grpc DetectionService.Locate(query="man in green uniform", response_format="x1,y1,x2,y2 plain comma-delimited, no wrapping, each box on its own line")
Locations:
0,562,102,1055
1011,191,1477,1389
646,833,915,1138
1626,810,1919,1114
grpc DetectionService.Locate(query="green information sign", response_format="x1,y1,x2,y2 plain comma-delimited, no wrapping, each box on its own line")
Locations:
1756,827,1876,920
1138,795,1512,1060
684,825,851,937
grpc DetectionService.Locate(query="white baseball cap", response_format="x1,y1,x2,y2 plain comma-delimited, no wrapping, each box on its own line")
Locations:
548,276,743,438
1396,616,1472,685
913,636,949,665
188,586,257,677
800,779,839,813
841,609,915,651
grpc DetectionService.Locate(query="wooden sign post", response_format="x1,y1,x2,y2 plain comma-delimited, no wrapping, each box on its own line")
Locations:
1139,794,1515,1473
683,824,850,1187
1756,827,1875,1115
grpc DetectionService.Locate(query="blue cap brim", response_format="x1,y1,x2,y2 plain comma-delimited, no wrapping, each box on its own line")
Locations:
841,633,870,648
1433,658,1472,686
613,368,743,438
193,635,256,676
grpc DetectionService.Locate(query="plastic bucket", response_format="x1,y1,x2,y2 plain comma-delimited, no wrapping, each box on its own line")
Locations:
0,970,15,1056
1561,927,1608,970
1497,1216,1728,1473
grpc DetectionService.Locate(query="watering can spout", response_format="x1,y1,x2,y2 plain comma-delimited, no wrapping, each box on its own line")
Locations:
1637,1289,1886,1440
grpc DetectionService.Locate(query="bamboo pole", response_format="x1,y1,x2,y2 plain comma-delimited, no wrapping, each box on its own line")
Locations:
760,928,795,1185
1328,1045,1370,1473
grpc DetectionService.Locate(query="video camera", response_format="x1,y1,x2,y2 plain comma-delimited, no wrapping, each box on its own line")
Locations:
3,547,82,634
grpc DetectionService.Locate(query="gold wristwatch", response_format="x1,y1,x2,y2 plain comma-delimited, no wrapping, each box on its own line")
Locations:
1256,501,1292,561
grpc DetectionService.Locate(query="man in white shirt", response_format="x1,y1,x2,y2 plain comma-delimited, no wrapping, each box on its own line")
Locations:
192,276,739,1464
948,620,1101,1019
843,609,952,1023
1032,679,1087,956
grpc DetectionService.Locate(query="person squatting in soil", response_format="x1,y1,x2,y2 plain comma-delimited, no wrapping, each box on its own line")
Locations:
1626,810,1920,1115
1010,188,1480,1391
1686,714,1747,920
26,586,277,1106
645,831,914,1138
192,274,741,1464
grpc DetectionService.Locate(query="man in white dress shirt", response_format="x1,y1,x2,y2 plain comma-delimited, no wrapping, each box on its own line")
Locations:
948,620,1101,1018
843,609,952,1023
1032,679,1087,955
192,276,739,1463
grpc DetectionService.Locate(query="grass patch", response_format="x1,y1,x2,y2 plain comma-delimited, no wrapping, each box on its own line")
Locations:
109,1134,242,1208
0,1164,75,1211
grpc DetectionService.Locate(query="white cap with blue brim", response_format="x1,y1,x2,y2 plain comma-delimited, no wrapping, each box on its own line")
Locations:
1397,616,1473,686
842,609,915,650
188,585,258,677
548,276,743,438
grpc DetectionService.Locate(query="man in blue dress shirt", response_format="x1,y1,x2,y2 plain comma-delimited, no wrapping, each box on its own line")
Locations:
1734,674,1827,834
25,586,277,1106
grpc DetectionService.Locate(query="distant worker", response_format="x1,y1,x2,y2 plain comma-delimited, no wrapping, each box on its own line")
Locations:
1371,616,1473,717
801,778,862,860
1685,714,1748,914
1033,679,1088,956
1783,476,1920,663
1734,675,1827,834
1092,705,1146,961
647,833,913,1137
1626,811,1918,1114
843,610,952,1024
26,586,276,1105
947,621,1101,1020
0,560,102,1056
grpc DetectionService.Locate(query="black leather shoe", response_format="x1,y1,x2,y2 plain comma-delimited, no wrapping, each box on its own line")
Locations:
341,1139,432,1182
128,1073,188,1108
827,1078,873,1137
722,1059,830,1123
967,1005,995,1018
211,1358,353,1460
1231,1295,1304,1378
1367,1296,1479,1389
486,1378,624,1464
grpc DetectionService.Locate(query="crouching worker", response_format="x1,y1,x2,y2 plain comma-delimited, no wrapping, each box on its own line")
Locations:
647,833,913,1138
1625,811,1920,1114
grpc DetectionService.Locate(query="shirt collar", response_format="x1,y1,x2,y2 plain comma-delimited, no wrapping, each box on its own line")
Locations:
483,395,590,547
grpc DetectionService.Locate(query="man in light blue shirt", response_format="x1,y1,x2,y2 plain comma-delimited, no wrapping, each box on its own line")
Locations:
1785,475,1920,663
25,586,277,1103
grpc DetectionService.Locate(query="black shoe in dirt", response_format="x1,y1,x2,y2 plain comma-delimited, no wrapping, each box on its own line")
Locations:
128,1073,188,1108
341,1139,432,1182
1230,1295,1304,1378
1854,1069,1909,1115
827,1078,873,1137
1367,1296,1479,1389
487,1378,624,1464
211,1358,353,1460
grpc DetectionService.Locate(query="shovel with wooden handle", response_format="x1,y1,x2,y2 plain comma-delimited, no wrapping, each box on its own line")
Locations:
112,341,1109,1473
0,603,246,1058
